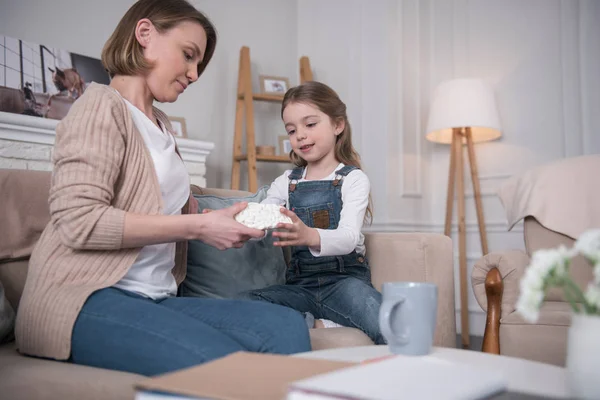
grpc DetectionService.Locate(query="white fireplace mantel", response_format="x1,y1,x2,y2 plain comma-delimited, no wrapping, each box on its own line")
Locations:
0,111,214,187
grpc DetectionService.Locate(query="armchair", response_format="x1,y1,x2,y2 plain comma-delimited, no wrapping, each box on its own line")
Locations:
473,217,593,366
471,155,599,366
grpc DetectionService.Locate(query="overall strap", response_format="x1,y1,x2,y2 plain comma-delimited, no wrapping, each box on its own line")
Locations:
288,167,304,192
288,167,304,180
335,165,358,177
332,165,358,186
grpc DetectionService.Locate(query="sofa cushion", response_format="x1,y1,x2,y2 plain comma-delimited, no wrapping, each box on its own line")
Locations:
0,342,142,400
500,323,568,367
524,217,593,301
500,301,572,366
0,169,51,262
309,327,373,351
180,186,287,299
0,260,28,310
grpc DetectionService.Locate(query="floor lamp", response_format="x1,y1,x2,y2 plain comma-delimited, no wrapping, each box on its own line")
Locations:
425,78,502,349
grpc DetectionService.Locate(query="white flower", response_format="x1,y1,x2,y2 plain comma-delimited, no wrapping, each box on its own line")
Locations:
584,283,600,310
516,246,573,323
530,246,573,279
517,264,548,323
516,285,545,323
594,261,600,285
575,229,600,263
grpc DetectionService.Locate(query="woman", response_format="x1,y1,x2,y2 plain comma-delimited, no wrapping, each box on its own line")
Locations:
15,0,310,377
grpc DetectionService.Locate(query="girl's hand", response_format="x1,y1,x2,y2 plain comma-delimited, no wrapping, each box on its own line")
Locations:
272,208,321,249
189,202,265,250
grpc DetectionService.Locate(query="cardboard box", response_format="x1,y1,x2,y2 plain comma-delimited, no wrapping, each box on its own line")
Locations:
135,352,355,400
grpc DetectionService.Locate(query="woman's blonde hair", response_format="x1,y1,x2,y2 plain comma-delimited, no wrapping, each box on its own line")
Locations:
281,81,373,224
102,0,217,78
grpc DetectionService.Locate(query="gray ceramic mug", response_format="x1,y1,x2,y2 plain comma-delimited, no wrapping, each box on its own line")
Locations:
379,282,438,355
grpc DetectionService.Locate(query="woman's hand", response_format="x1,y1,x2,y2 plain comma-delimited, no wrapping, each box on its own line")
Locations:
189,202,265,250
272,208,320,249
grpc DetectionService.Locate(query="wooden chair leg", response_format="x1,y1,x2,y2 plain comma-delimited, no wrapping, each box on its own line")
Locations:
482,267,503,354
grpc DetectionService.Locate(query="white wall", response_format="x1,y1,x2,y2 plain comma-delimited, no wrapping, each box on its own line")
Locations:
173,0,298,190
0,0,297,189
298,0,600,335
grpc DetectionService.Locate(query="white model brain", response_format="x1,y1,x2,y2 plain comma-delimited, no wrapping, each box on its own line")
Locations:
234,203,292,230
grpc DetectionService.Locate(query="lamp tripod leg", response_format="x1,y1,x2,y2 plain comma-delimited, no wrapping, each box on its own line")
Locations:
465,127,489,255
444,130,458,237
455,129,470,349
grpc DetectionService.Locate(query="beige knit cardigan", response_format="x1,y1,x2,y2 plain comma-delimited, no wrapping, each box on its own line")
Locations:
15,83,195,360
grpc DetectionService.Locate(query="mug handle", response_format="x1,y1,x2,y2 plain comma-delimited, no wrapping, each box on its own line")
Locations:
379,297,409,345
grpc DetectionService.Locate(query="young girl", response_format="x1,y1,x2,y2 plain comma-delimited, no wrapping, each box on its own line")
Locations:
15,0,310,377
243,81,384,344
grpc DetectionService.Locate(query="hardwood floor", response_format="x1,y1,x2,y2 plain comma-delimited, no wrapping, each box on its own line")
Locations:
455,335,484,351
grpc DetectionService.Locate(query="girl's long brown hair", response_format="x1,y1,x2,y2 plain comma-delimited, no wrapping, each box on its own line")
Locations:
281,81,372,224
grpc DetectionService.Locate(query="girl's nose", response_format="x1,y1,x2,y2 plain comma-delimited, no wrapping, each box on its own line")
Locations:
295,129,307,141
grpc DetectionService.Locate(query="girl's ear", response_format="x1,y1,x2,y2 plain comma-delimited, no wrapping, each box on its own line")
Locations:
334,118,345,136
135,18,155,48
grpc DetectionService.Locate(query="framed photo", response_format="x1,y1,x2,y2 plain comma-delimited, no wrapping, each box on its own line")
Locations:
259,75,290,94
278,135,292,155
168,116,188,138
0,34,110,121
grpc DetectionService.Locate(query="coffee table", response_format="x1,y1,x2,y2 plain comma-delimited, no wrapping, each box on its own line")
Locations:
296,345,569,399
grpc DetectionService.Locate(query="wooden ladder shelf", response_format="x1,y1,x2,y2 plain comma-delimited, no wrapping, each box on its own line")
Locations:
230,46,313,192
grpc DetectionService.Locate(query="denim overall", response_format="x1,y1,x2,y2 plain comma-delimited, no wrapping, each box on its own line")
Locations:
243,165,384,344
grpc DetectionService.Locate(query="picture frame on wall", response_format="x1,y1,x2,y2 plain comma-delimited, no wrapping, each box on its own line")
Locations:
259,75,290,95
0,34,110,121
168,116,187,138
278,135,292,155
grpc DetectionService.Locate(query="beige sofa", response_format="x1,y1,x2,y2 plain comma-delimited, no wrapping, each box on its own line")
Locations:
0,168,456,400
471,155,598,366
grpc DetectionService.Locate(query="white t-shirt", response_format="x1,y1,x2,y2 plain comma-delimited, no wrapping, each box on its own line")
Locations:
113,97,190,299
262,163,370,257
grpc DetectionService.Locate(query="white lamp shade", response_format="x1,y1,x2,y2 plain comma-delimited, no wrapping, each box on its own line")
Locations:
425,78,502,144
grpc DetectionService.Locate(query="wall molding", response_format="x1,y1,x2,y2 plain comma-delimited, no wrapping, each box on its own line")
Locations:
478,173,512,181
579,0,591,154
560,0,584,158
398,0,424,199
365,219,523,233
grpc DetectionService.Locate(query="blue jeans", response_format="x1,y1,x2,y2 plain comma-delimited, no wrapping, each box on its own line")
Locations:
71,287,311,376
240,263,384,344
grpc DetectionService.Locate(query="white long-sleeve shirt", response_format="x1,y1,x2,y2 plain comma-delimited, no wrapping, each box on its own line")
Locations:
262,163,370,257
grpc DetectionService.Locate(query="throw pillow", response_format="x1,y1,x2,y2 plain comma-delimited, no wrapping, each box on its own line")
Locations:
181,186,287,299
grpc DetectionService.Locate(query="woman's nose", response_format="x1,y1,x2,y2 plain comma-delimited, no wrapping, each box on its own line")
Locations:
187,66,199,83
